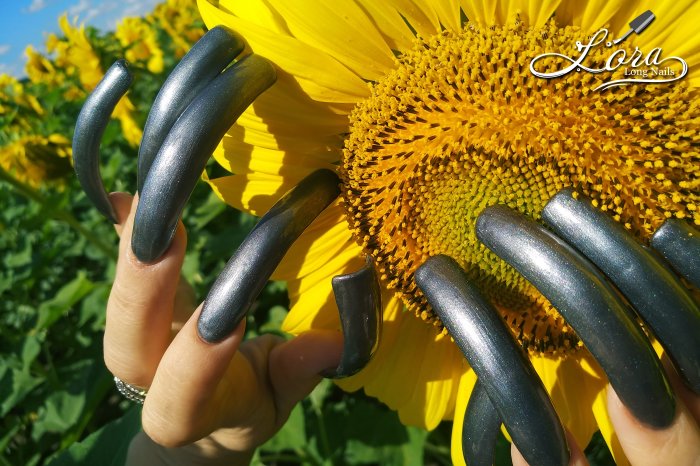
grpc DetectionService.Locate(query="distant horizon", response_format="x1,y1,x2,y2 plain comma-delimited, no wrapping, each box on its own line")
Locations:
0,0,163,77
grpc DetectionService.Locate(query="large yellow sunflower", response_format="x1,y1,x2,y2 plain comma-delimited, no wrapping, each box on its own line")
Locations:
196,0,699,464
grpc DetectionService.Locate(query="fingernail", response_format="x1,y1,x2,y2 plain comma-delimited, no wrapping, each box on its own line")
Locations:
651,219,700,290
73,59,132,223
322,257,382,378
462,380,501,466
137,26,245,192
198,169,340,343
416,255,569,466
132,54,276,262
543,190,700,393
477,205,676,428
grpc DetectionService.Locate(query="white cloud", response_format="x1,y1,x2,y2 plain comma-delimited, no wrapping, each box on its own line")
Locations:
68,0,91,16
26,0,49,13
0,45,10,56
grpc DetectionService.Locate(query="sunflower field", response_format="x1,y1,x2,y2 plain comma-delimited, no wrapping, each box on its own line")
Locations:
0,1,622,465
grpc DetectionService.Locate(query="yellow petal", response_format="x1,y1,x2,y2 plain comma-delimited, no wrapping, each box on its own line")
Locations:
205,172,290,216
272,204,360,280
427,0,463,30
399,331,464,429
364,310,437,412
282,252,366,334
336,292,403,392
354,1,421,50
531,353,603,449
266,0,396,81
214,138,335,178
450,368,478,466
198,0,369,102
555,0,639,34
217,0,290,34
461,0,560,27
393,0,443,38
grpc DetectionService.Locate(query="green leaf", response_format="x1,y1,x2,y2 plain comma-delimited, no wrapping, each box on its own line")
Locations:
35,272,95,331
45,407,141,466
261,404,306,453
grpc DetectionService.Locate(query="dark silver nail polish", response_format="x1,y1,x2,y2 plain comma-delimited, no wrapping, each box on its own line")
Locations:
137,26,245,192
73,59,132,223
543,190,700,393
476,205,676,428
652,219,700,290
132,54,276,263
416,255,569,466
323,257,382,379
463,380,501,466
198,169,340,343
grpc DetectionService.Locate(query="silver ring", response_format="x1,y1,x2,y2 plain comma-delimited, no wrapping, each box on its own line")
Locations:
114,376,147,404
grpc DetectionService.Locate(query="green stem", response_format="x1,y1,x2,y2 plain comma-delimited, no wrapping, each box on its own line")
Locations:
313,406,332,462
0,168,116,260
424,442,452,466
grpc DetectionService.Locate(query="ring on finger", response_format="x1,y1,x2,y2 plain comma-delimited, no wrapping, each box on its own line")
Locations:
114,376,148,404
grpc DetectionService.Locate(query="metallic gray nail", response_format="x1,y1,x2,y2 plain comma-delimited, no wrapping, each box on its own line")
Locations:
416,255,569,466
323,257,382,379
132,54,276,263
463,380,501,466
652,219,700,290
198,169,340,343
137,26,245,192
543,190,700,393
73,59,133,223
476,205,676,428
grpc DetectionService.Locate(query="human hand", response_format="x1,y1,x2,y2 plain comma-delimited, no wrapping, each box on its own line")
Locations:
103,192,344,465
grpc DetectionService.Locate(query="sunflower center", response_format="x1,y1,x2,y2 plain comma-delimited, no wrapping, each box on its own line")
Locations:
340,21,699,355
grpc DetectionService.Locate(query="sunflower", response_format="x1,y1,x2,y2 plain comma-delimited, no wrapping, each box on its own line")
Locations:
196,0,699,464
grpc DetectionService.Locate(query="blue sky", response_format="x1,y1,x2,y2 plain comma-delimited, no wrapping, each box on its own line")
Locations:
0,0,163,77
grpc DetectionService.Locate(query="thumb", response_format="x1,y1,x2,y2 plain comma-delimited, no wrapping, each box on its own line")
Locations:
268,330,344,419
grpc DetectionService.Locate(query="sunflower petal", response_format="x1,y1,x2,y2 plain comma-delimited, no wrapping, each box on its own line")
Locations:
336,292,403,392
555,0,638,34
273,206,360,280
266,0,396,80
205,172,291,216
450,368,478,466
198,0,369,102
282,252,366,334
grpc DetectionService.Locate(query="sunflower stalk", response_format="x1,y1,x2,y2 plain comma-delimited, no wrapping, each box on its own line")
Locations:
0,166,117,260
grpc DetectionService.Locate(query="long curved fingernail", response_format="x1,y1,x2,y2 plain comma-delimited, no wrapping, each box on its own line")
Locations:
322,257,382,379
416,255,569,466
73,59,133,223
651,219,700,290
198,169,340,343
137,26,245,192
463,380,501,466
543,190,700,393
132,54,276,263
477,205,676,428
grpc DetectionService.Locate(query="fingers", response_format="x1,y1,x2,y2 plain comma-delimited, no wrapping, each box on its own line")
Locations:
104,194,187,388
269,330,343,420
512,430,588,466
141,309,342,449
607,385,700,466
142,306,247,448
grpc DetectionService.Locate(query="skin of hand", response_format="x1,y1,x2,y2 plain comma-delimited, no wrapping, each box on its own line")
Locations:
103,193,343,465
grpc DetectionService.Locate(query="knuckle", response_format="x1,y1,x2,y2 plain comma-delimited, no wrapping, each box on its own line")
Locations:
141,406,192,448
